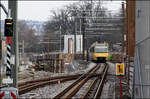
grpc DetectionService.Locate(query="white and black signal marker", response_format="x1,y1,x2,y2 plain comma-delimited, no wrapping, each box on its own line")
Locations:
6,37,12,76
2,17,14,84
4,18,13,77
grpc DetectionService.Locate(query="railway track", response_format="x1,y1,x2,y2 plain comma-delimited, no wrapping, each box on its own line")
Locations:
1,63,107,98
19,74,82,91
19,75,80,95
19,73,101,95
1,73,101,96
81,63,109,99
54,63,108,99
1,75,81,91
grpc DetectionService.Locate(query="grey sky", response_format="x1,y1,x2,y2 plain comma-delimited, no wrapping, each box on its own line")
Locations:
1,1,122,21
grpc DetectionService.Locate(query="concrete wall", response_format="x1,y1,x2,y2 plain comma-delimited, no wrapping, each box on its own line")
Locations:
133,1,150,98
63,35,83,54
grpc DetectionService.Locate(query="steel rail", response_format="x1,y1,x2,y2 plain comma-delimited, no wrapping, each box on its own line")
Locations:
81,78,98,99
19,73,101,95
19,77,75,95
1,74,81,90
93,63,109,99
53,63,101,99
19,74,82,89
81,63,108,99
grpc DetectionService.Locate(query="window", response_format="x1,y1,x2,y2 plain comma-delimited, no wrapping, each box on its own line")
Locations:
95,47,108,53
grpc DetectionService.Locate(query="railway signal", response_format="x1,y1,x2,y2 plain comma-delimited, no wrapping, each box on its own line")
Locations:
3,18,13,81
4,18,13,37
1,8,18,98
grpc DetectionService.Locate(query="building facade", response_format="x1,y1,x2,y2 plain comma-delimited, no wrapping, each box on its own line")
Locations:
133,1,150,98
63,35,83,54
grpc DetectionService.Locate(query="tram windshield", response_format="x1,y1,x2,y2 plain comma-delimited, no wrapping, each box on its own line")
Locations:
95,46,108,53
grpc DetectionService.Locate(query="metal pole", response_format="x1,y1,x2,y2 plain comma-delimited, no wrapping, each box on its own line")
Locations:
74,17,76,54
48,33,50,53
8,0,18,88
75,19,77,54
126,0,130,94
122,2,125,61
60,26,61,53
126,0,129,56
80,18,82,53
22,40,24,56
82,11,86,60
22,40,24,64
0,3,8,79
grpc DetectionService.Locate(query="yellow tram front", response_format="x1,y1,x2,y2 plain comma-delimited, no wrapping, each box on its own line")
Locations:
93,45,109,62
89,43,109,63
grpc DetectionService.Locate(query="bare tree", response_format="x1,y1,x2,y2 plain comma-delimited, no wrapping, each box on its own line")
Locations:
18,21,39,53
43,1,123,51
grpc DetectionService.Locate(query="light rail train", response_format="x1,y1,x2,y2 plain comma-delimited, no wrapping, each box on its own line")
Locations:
88,42,109,63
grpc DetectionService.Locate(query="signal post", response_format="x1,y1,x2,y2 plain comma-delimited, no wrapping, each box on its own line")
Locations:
116,63,125,99
0,3,18,98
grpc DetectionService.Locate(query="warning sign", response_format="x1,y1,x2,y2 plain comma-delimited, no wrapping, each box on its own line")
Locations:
116,63,124,75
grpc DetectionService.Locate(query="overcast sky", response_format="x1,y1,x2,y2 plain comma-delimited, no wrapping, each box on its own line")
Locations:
1,1,122,21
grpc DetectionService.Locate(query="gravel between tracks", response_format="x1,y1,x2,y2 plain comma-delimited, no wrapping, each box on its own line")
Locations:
18,62,96,84
19,62,96,98
72,63,104,98
72,78,94,98
19,80,75,98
